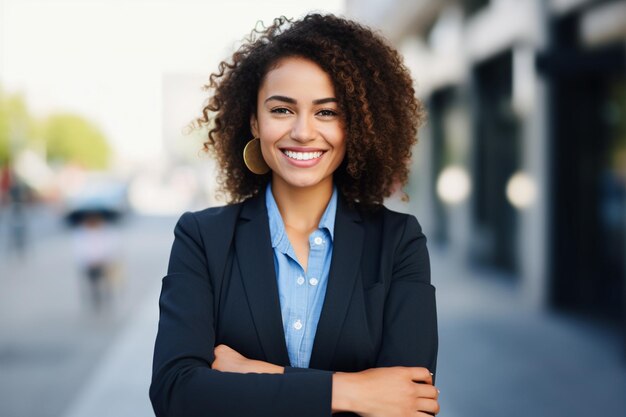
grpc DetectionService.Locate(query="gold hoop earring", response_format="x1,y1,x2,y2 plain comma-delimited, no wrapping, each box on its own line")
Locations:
243,137,270,175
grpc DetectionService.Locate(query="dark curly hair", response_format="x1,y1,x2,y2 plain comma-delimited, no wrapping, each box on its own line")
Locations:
195,13,425,207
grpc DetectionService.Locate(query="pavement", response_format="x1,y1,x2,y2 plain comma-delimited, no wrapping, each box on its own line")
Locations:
61,282,160,417
431,248,626,417
0,212,177,417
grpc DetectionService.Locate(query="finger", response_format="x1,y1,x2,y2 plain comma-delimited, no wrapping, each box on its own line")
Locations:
414,384,439,399
214,344,235,354
416,398,440,415
410,367,433,385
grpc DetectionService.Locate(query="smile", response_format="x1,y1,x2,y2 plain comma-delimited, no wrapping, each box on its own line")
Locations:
281,150,325,161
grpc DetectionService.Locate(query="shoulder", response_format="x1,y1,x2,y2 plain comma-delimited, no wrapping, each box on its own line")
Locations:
349,202,429,283
178,202,244,227
173,202,245,244
355,203,424,237
346,203,426,262
169,203,245,272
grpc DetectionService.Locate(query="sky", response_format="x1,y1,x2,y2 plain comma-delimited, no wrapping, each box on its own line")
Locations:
0,0,345,164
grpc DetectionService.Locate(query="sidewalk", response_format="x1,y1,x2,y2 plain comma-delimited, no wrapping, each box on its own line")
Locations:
61,282,160,417
430,247,626,417
59,247,626,417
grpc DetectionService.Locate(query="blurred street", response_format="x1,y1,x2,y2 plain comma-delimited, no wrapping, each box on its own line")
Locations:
1,208,624,417
0,211,177,417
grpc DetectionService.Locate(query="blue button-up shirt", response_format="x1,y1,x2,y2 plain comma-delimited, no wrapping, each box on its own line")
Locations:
265,183,337,368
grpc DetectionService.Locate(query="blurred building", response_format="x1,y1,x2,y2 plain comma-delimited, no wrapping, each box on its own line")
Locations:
348,0,626,351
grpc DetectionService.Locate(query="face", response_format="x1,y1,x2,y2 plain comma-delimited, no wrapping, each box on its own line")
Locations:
251,57,346,191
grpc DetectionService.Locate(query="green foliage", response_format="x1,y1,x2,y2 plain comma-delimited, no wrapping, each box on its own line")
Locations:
42,114,110,169
0,85,111,170
0,89,33,165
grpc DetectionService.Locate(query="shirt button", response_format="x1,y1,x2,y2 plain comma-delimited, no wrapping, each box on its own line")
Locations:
309,278,319,286
293,320,303,330
313,237,323,245
296,276,305,285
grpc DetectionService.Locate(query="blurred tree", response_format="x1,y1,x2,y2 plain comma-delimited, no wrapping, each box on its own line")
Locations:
0,88,34,166
1,85,110,169
42,114,111,169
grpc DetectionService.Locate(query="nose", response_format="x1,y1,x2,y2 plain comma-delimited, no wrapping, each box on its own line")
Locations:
290,114,315,142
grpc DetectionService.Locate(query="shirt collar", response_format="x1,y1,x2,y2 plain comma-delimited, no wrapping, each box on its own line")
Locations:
265,182,337,251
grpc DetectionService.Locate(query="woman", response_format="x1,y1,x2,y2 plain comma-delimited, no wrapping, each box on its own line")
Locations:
150,13,439,417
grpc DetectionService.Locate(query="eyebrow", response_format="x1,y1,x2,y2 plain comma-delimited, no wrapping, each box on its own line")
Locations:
264,95,338,105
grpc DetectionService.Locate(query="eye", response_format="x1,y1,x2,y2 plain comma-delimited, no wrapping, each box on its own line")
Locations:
317,109,339,118
270,107,292,115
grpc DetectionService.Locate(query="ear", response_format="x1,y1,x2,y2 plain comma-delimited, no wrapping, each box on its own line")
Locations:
250,114,259,138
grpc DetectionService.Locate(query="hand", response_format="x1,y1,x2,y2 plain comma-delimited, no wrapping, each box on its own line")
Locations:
333,367,439,417
212,344,284,374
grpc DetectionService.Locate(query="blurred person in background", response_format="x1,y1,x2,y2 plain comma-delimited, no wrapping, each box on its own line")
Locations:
72,212,121,311
150,14,439,417
0,164,10,207
3,164,30,258
0,164,11,252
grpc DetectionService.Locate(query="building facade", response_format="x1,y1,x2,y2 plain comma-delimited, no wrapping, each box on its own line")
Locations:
347,0,626,350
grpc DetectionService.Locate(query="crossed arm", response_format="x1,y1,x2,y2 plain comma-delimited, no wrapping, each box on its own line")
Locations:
212,343,440,416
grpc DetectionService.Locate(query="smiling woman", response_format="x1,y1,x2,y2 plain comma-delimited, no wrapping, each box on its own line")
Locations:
150,13,439,417
252,57,346,192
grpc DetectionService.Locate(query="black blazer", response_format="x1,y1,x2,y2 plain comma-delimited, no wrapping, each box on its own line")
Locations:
150,187,438,417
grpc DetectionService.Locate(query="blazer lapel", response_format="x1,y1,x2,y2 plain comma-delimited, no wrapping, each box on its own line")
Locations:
309,195,364,370
235,189,291,366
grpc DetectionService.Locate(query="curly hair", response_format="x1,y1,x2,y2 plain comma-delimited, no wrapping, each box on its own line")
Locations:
195,13,425,207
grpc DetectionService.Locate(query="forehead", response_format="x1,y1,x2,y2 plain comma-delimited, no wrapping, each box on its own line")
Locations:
259,57,335,98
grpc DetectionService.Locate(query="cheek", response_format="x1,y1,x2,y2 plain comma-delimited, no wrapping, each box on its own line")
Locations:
258,139,276,162
258,119,288,142
321,124,345,146
331,137,347,167
336,146,347,166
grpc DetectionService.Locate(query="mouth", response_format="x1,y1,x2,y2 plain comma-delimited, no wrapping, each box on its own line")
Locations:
280,149,326,161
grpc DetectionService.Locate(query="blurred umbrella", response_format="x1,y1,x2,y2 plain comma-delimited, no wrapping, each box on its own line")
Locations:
63,176,128,227
65,206,122,226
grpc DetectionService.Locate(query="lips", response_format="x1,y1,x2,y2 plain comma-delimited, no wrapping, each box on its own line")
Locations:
278,147,328,168
280,147,327,161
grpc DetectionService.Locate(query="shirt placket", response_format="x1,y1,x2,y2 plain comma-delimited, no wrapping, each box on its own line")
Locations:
287,248,308,367
298,229,326,367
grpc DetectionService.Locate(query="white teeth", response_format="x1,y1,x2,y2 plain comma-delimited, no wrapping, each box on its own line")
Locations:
283,150,323,161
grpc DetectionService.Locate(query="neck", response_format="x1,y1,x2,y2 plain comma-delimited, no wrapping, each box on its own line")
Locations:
270,176,333,233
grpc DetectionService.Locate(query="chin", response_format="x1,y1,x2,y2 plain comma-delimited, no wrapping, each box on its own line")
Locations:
277,173,328,189
286,178,324,189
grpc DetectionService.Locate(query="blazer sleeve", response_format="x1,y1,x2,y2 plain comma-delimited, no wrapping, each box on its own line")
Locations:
149,212,333,417
374,214,439,384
